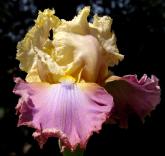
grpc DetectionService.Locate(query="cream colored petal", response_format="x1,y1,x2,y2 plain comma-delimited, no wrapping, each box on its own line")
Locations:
54,6,90,35
17,9,60,72
25,63,41,83
42,39,55,55
34,47,65,83
16,7,124,84
89,15,124,67
91,15,113,39
52,32,75,66
53,31,105,82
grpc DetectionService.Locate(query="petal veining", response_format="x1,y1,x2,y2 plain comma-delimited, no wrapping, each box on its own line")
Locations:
13,78,114,150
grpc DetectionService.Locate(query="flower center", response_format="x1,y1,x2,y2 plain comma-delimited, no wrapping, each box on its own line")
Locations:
60,76,75,89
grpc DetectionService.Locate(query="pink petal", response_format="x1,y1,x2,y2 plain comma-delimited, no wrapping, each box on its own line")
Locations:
13,78,113,151
105,74,161,128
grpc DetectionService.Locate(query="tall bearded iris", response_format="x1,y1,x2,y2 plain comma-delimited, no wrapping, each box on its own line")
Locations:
13,7,160,154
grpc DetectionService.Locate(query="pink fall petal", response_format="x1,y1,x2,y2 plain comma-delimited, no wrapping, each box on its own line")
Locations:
105,74,160,128
13,78,114,151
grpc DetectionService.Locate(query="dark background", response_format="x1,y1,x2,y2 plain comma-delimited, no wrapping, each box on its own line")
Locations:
0,0,164,156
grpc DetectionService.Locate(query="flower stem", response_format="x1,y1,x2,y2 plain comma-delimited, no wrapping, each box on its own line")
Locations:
63,148,84,156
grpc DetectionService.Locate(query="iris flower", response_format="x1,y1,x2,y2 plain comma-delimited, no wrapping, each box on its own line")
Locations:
13,7,160,153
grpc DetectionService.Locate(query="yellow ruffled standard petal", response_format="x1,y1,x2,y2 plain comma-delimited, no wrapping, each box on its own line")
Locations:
33,32,104,83
54,6,90,35
53,31,104,82
16,7,124,84
89,15,124,67
25,64,41,82
34,47,65,83
91,15,113,39
16,9,60,72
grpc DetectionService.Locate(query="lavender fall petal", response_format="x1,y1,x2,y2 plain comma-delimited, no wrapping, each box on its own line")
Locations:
13,78,114,150
105,74,161,128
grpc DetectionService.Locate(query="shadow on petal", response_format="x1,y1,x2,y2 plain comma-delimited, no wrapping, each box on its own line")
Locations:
105,74,161,128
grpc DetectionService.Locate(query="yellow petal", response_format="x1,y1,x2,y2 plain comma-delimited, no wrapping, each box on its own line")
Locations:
17,7,124,84
89,15,124,67
53,31,105,82
54,6,90,35
25,64,41,82
17,9,60,72
34,47,65,83
33,32,105,83
90,15,113,39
